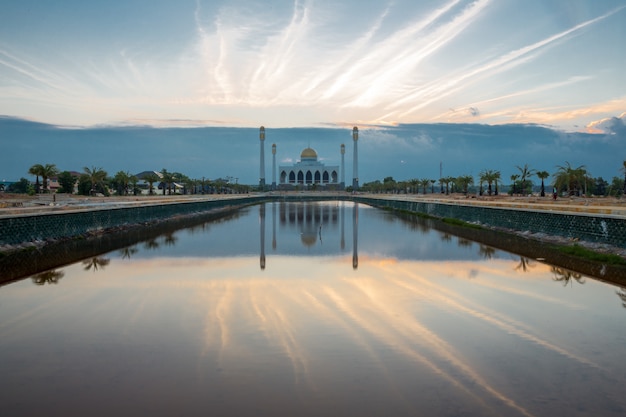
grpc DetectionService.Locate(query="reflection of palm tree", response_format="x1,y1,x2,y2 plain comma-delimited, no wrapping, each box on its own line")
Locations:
551,266,585,286
82,257,111,272
457,238,472,248
119,246,138,259
32,270,64,285
617,287,626,309
440,233,452,242
478,245,496,259
144,238,160,250
515,257,535,272
162,232,178,246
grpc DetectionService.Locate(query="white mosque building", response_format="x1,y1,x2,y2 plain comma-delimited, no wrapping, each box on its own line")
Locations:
279,147,339,187
260,126,358,190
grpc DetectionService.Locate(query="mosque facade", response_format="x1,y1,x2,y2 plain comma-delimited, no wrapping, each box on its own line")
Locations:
278,147,340,187
260,126,358,191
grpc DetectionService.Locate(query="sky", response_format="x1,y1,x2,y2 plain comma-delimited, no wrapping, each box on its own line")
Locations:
1,0,625,184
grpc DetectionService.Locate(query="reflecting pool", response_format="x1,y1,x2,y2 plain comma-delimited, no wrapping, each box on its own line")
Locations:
1,201,625,417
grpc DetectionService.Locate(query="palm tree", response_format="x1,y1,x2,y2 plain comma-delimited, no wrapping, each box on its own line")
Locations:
536,170,550,197
114,171,131,195
478,170,487,196
441,177,452,195
430,179,436,194
420,178,431,194
143,172,160,195
516,164,535,195
480,169,497,196
83,166,108,196
458,175,474,195
160,169,175,195
553,162,586,196
129,175,139,195
28,163,44,194
40,164,59,193
493,170,501,195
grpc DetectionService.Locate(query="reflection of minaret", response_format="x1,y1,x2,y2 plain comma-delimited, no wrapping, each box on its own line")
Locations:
340,143,345,190
340,201,345,250
260,203,266,270
352,202,358,270
352,126,359,189
259,126,266,189
272,201,277,250
271,143,277,190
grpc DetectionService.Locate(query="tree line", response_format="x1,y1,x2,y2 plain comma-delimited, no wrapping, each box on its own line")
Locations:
357,161,626,198
4,165,250,196
4,160,625,198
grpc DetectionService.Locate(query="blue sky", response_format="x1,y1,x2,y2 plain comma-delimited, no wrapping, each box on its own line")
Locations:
0,1,625,184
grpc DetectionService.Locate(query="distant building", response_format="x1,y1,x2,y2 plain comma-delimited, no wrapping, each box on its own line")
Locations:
278,147,340,188
260,126,355,191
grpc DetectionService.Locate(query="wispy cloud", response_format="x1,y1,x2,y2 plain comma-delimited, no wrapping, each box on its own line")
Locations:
0,1,624,128
386,7,622,121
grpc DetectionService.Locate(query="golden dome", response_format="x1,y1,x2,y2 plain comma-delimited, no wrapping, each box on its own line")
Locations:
300,147,317,159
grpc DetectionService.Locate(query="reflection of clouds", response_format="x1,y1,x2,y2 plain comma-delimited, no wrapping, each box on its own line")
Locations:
384,262,600,369
53,255,615,415
335,277,533,417
192,260,560,414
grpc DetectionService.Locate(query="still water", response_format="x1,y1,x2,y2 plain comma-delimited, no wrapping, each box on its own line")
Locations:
1,201,625,416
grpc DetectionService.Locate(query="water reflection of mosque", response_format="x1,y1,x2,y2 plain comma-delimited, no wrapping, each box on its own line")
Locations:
259,201,358,270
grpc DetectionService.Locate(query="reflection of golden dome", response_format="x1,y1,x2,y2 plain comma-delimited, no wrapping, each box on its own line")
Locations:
301,232,317,247
301,148,317,159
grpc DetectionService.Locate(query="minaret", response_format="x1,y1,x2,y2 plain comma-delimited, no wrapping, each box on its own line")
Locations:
271,143,277,190
340,143,345,190
352,126,359,189
259,126,266,189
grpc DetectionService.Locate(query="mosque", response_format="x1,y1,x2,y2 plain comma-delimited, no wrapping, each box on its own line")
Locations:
258,126,359,190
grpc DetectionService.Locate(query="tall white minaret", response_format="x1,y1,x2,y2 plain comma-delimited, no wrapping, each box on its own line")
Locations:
271,143,277,190
259,126,266,189
340,143,345,190
352,126,359,189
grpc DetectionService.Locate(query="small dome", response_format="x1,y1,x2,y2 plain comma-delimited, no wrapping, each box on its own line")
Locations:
301,147,317,159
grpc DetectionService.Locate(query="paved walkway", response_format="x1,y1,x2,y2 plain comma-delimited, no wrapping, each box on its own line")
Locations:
1,192,626,218
369,194,626,218
0,194,254,217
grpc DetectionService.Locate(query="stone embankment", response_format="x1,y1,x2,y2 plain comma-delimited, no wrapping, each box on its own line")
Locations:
2,192,626,258
356,194,626,259
0,194,262,252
